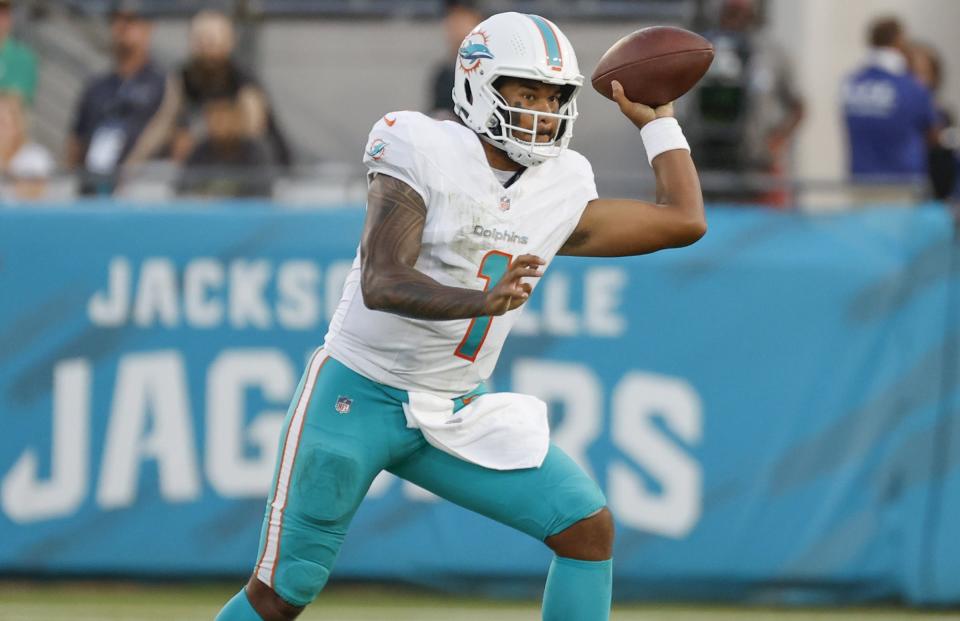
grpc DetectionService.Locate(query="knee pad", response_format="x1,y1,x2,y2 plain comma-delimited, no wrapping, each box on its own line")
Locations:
274,559,332,607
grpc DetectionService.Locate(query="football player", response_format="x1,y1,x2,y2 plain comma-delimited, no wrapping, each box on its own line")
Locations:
217,11,704,621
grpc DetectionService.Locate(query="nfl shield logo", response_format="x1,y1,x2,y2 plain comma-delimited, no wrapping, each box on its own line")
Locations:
499,196,511,212
335,396,352,414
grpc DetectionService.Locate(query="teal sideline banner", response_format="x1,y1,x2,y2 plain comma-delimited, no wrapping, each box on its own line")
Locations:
1,203,958,605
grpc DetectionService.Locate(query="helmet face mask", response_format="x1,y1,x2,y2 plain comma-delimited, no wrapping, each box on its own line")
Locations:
452,12,584,167
487,78,578,148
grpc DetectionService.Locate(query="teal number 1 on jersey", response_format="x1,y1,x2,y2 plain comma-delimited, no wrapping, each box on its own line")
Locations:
454,250,513,362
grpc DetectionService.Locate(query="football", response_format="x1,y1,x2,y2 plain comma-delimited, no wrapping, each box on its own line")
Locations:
591,26,714,107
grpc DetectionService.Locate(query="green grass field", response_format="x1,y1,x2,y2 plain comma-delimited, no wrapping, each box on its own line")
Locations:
1,583,959,621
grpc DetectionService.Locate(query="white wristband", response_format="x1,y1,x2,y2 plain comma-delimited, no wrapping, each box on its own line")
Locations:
640,117,690,167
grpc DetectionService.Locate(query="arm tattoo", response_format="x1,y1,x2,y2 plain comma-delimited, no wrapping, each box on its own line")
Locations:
361,174,487,320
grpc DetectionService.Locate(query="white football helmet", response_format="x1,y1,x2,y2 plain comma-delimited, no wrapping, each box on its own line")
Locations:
452,12,583,167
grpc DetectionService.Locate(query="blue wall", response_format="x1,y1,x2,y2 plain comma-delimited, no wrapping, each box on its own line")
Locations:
1,203,958,604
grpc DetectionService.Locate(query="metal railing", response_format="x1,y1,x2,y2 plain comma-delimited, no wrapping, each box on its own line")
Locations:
3,163,950,211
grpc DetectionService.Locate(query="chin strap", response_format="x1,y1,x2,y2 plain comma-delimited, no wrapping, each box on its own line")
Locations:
479,134,507,152
479,134,550,167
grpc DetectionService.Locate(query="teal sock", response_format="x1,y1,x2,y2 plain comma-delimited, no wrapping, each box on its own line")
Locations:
541,556,613,621
215,588,263,621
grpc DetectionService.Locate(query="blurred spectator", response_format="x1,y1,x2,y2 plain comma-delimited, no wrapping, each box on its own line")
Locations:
177,97,272,198
427,0,483,119
66,0,173,195
131,10,291,170
0,0,37,105
0,91,53,201
842,17,938,184
909,41,958,200
681,0,804,207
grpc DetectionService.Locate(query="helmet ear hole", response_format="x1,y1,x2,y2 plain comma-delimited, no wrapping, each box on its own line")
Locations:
488,114,502,136
464,79,473,105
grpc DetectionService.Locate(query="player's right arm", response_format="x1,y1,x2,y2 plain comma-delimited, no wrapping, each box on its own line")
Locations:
360,173,543,320
558,82,705,258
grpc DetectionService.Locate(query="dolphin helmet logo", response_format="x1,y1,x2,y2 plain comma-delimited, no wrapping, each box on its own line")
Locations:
458,31,493,73
366,138,388,160
459,43,494,62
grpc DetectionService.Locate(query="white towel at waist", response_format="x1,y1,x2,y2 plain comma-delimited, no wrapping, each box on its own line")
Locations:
402,391,549,470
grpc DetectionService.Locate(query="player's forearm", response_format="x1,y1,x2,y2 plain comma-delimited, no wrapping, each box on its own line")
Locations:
362,267,487,320
652,150,706,243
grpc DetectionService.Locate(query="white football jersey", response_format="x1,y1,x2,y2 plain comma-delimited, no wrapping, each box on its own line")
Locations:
323,111,597,398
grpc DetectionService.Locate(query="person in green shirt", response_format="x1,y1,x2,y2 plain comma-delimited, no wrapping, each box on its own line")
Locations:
0,0,37,105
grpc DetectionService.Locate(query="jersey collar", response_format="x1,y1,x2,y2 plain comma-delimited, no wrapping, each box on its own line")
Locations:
868,47,908,76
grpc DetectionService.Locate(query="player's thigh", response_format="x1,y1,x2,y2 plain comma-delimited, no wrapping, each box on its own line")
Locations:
256,349,413,606
389,443,606,541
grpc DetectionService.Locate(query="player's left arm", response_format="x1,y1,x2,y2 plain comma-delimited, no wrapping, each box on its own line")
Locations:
559,81,706,258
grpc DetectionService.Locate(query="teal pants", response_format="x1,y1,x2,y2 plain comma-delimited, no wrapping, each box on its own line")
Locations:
254,349,607,607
